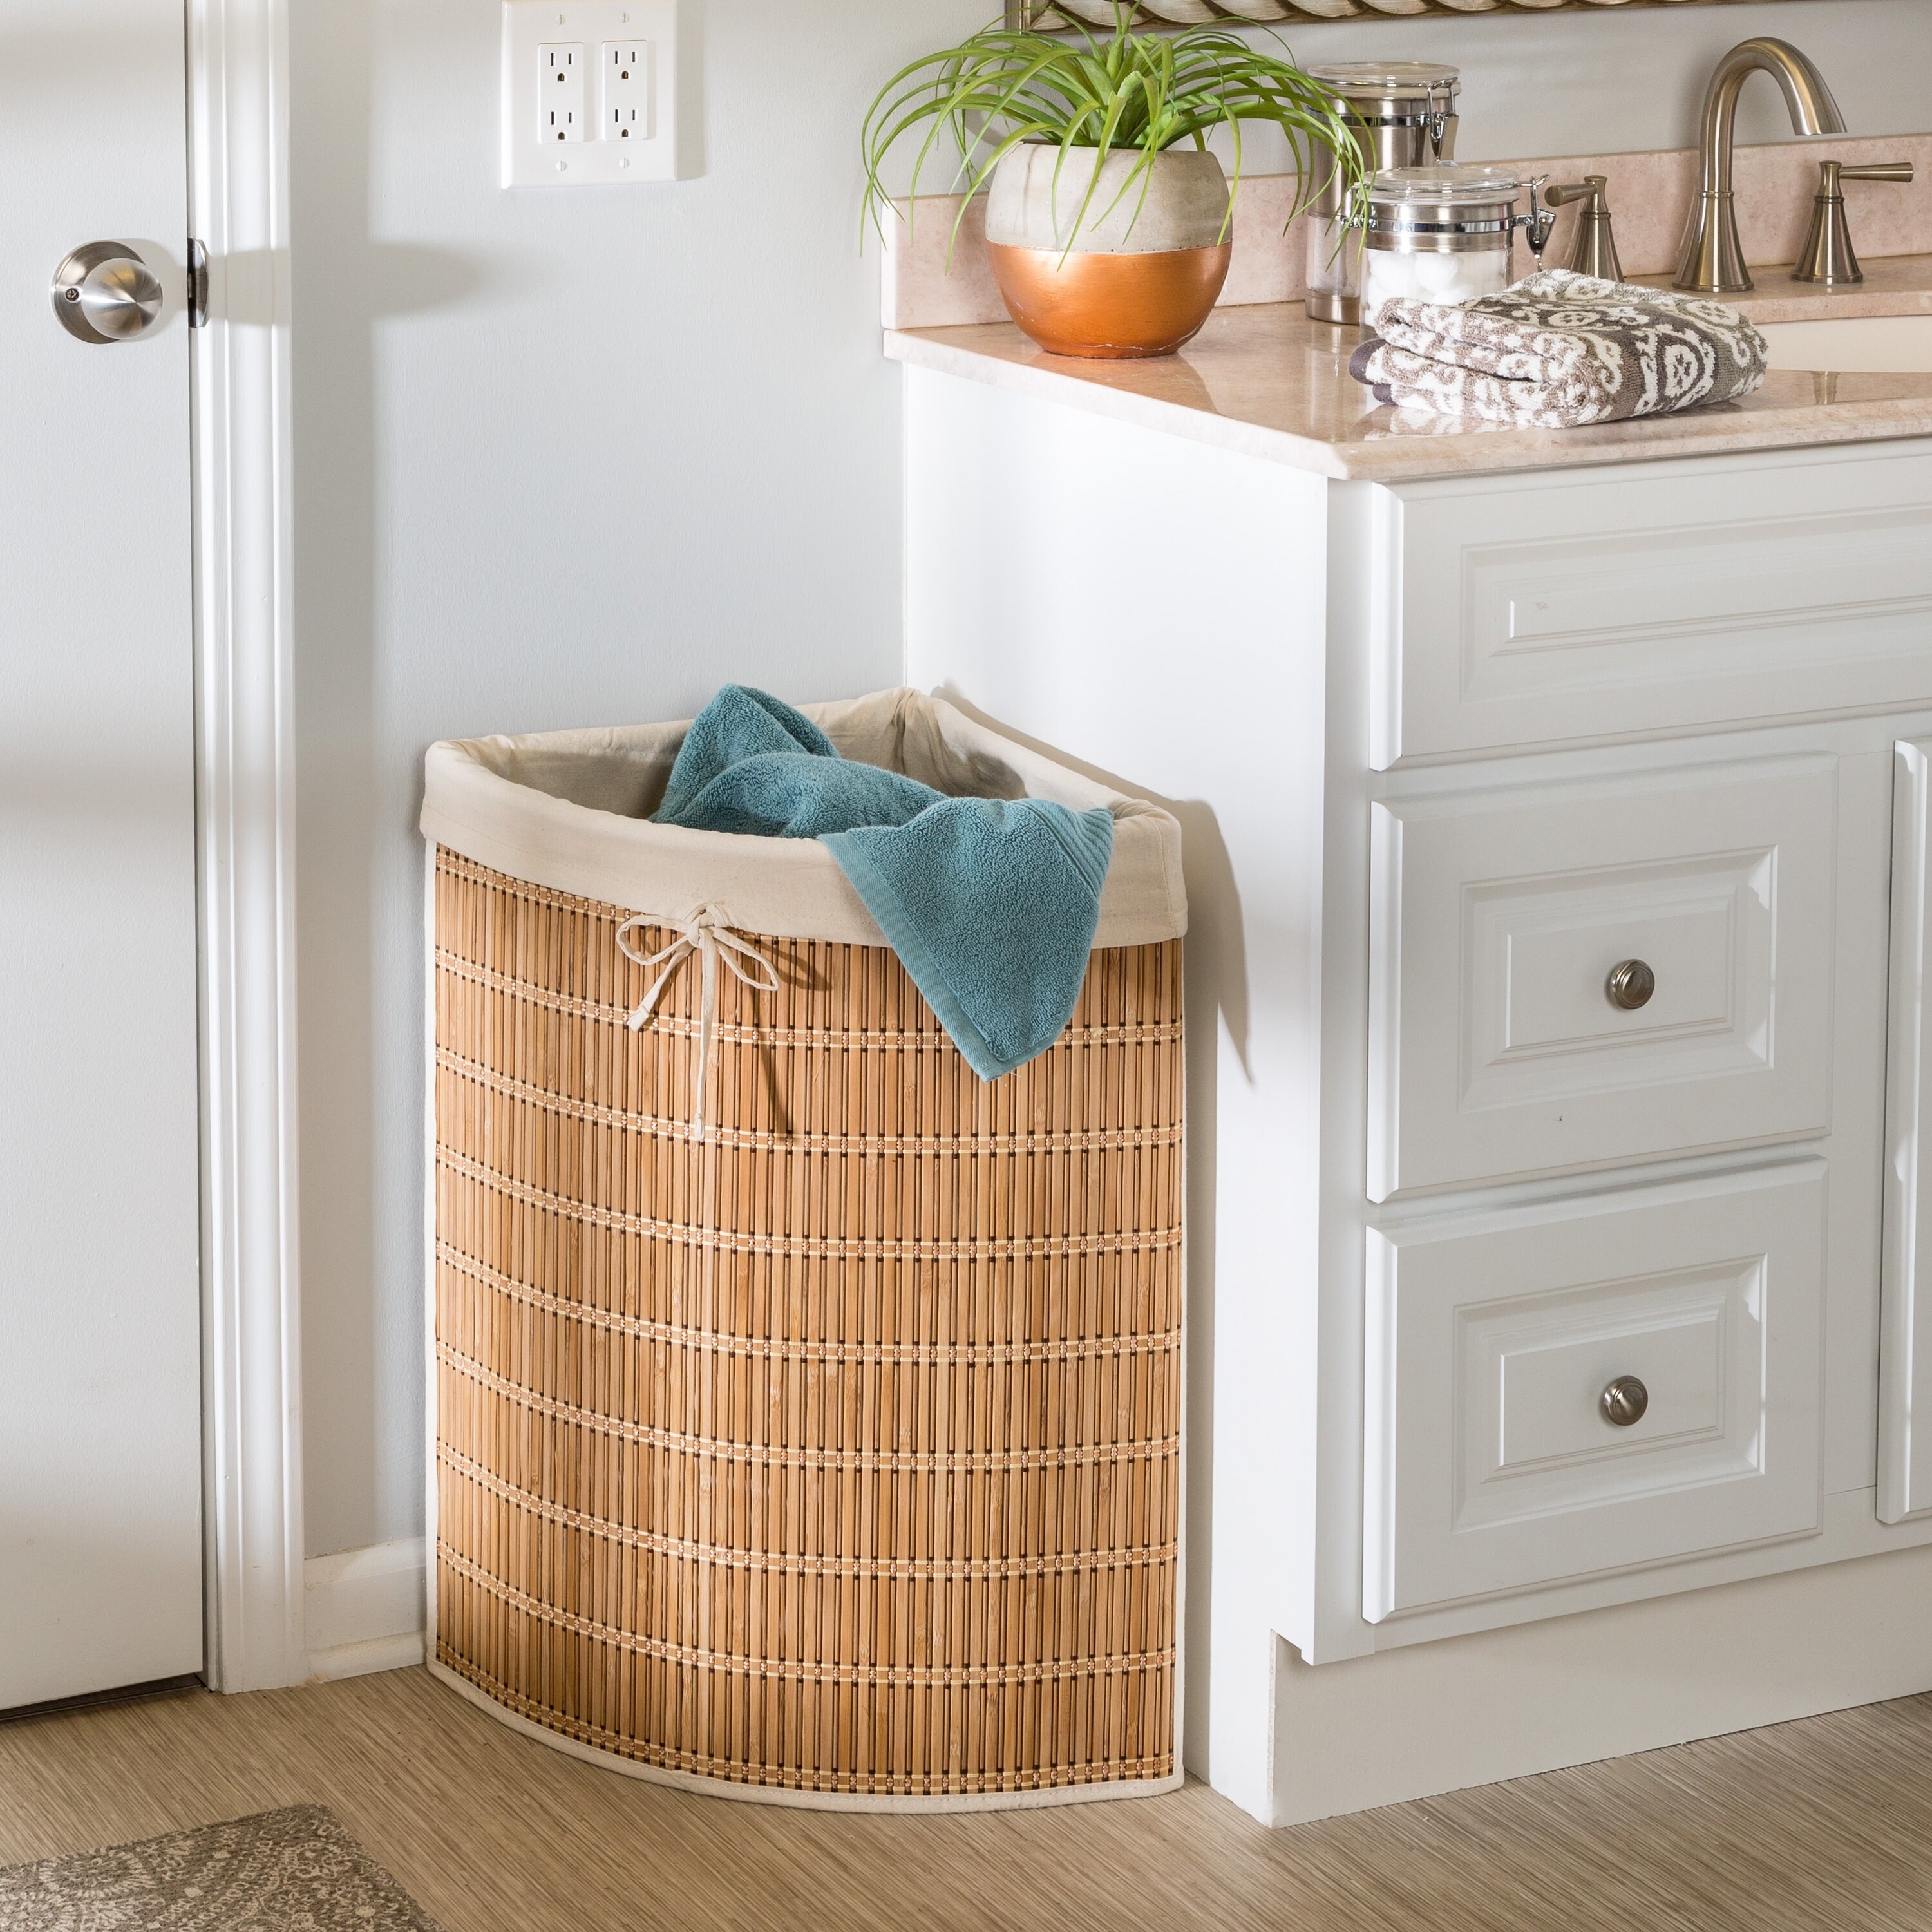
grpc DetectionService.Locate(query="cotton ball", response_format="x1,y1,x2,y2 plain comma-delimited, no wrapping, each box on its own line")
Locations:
1362,259,1401,323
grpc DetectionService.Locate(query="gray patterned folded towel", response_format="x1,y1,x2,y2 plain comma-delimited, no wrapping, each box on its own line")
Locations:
1347,269,1768,427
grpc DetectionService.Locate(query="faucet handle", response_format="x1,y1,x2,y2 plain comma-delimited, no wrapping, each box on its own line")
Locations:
1544,176,1623,282
1795,159,1914,284
1544,176,1609,209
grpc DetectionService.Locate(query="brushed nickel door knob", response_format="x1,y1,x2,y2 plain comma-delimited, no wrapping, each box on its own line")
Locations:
1606,958,1656,1011
52,242,164,344
1601,1374,1650,1428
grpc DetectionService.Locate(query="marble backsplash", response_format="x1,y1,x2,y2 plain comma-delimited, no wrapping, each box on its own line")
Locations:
882,133,1932,331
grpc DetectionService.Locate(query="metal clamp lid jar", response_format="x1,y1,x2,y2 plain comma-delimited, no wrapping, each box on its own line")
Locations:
1306,61,1461,151
1359,165,1554,328
1303,62,1461,327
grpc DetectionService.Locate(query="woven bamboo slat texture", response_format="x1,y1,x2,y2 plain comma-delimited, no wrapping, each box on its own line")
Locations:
431,848,1184,1802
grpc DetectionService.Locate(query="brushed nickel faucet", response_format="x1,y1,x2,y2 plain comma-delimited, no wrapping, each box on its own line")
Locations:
1792,158,1915,285
1674,38,1847,295
1545,177,1622,281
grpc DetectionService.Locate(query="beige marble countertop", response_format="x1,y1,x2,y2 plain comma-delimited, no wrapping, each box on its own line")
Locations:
884,256,1932,484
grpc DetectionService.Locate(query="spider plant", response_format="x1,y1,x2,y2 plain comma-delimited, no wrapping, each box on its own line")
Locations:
861,8,1370,264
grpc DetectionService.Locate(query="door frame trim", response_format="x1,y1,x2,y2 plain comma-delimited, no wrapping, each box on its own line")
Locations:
189,0,307,1692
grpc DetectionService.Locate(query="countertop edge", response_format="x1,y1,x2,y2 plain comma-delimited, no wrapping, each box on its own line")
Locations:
885,316,1932,484
1331,406,1932,483
883,328,1355,482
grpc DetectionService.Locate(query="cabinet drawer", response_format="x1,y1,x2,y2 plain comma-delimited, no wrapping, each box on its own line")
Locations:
1363,1163,1826,1622
1372,446,1932,769
1368,755,1836,1200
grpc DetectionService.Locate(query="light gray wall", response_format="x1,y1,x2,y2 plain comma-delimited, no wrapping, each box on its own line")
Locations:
291,0,1932,1559
1282,0,1932,158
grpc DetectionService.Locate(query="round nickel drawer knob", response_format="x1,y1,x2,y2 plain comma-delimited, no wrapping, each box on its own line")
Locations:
1600,1374,1650,1428
1606,958,1656,1011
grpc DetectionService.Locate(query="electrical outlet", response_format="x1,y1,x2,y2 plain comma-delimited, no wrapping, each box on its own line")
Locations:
601,41,654,143
538,44,585,144
502,2,691,186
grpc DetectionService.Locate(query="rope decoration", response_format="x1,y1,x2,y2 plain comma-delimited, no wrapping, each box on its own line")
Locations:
1013,0,1773,23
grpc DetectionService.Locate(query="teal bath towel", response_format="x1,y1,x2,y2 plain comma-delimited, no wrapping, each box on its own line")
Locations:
652,686,1113,1079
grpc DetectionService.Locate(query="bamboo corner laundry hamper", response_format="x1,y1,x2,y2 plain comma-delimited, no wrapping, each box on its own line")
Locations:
420,689,1187,1810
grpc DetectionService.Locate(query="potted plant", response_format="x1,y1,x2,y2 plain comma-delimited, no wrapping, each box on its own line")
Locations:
862,8,1370,360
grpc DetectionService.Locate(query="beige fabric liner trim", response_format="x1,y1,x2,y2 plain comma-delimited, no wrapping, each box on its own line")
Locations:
425,1661,1186,1816
419,687,1187,947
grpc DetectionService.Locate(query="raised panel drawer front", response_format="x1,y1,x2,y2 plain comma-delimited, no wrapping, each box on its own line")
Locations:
1363,1163,1826,1622
1375,446,1932,768
1368,755,1837,1200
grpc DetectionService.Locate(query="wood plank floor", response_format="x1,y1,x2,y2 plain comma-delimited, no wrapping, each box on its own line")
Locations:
4,1668,1932,1931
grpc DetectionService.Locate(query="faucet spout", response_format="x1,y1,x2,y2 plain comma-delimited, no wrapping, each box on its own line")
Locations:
1674,37,1847,294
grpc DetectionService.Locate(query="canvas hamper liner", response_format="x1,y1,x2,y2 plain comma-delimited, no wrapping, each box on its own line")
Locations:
421,688,1188,1810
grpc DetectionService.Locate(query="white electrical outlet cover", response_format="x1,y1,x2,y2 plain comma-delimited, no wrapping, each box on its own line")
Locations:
502,1,683,185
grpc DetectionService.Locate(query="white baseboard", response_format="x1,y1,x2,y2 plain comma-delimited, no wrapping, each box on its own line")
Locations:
1269,1540,1932,1826
304,1537,426,1683
308,1630,427,1682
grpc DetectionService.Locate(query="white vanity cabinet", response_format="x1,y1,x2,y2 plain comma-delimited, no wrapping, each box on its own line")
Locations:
897,350,1932,1823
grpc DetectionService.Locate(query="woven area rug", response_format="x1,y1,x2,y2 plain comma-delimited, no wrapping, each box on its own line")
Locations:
0,1806,445,1931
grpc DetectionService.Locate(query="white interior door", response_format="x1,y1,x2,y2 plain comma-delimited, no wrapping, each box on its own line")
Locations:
0,0,201,1708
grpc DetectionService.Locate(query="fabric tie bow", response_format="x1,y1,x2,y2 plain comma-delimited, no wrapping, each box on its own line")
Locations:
616,905,780,1139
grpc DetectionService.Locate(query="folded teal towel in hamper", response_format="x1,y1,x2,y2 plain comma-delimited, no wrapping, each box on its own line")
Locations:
651,685,1113,1079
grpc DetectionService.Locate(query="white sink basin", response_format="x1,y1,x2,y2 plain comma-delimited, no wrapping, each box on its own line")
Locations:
1757,314,1932,373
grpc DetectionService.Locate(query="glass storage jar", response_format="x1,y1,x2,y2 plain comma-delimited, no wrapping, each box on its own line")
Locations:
1359,166,1549,329
1303,61,1460,327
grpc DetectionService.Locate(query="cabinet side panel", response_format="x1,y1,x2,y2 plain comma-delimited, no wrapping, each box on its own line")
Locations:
904,365,1332,1818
